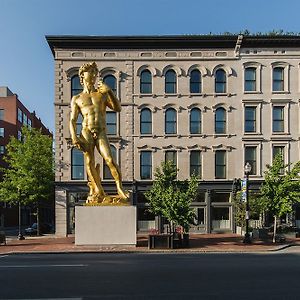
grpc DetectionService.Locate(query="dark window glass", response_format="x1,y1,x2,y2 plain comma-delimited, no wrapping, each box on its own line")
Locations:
245,67,256,91
0,109,4,120
190,70,201,93
215,150,226,179
273,67,284,91
190,108,201,134
165,151,177,167
0,128,4,137
140,108,152,134
0,145,5,154
71,148,84,180
215,108,226,134
245,147,257,175
23,113,27,126
103,75,117,94
273,106,284,132
165,70,177,94
165,108,177,134
215,69,226,93
140,70,152,94
245,107,256,132
71,75,83,97
76,114,83,135
190,150,201,177
141,151,152,179
106,111,117,135
18,108,23,123
104,145,117,179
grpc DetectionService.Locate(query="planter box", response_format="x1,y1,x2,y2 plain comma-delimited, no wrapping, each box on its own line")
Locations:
148,233,190,249
148,234,173,249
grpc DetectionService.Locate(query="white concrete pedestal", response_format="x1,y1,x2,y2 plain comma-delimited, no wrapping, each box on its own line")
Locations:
75,206,136,246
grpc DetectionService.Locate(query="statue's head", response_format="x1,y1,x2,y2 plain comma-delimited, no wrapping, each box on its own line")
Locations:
79,62,99,85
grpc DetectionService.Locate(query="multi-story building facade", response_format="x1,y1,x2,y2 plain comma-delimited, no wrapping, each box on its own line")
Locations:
0,86,53,227
47,35,300,236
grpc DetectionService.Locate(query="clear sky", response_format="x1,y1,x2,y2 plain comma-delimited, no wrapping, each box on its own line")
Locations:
1,0,300,133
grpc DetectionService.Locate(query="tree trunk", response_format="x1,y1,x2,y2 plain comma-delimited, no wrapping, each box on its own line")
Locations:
273,215,277,243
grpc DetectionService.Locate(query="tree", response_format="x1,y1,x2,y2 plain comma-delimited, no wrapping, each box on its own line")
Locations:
259,154,300,242
0,127,54,235
145,161,198,234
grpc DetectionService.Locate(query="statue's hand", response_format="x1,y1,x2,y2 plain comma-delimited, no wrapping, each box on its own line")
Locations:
72,137,84,151
98,82,111,94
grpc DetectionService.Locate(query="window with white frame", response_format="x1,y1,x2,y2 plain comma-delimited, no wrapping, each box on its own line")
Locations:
245,146,257,175
140,151,152,179
215,69,226,93
190,69,201,93
165,108,177,134
215,108,226,134
140,70,152,94
244,67,256,92
190,150,201,178
244,107,256,133
190,108,201,134
140,108,152,134
272,67,284,92
272,106,284,133
17,108,23,123
165,70,177,94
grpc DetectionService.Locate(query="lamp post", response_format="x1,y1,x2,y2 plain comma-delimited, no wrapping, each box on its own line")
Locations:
18,201,25,240
243,162,251,244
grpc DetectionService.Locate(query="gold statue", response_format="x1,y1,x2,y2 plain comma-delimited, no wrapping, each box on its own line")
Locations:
70,62,129,204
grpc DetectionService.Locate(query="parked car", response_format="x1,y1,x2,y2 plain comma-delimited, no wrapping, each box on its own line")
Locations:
25,223,53,235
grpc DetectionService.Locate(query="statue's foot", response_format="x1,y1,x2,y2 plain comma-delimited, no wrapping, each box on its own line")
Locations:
117,189,130,200
86,193,106,204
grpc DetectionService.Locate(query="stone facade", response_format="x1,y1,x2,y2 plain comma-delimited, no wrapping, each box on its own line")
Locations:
47,35,300,236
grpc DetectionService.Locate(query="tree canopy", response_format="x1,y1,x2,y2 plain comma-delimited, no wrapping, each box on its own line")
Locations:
145,161,198,233
0,127,54,206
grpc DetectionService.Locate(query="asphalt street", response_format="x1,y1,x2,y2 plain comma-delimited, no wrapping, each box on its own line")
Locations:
0,252,300,300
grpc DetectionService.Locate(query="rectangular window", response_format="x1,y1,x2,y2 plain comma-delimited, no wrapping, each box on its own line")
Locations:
190,150,201,178
0,145,4,154
215,150,226,179
245,68,256,91
165,150,177,167
0,109,4,120
245,146,257,175
140,151,152,179
245,107,256,133
273,67,284,91
27,118,32,128
273,146,285,174
106,111,117,135
273,106,284,132
18,130,22,141
0,128,4,137
23,113,28,126
18,108,23,123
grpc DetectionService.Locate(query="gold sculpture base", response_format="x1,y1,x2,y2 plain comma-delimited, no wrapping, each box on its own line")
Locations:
85,194,130,206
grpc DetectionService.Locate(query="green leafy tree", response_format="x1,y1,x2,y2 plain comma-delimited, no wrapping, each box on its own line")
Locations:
0,127,54,234
259,154,300,242
145,161,198,233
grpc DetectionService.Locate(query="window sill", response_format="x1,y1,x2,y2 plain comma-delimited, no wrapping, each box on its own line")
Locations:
272,91,290,94
244,91,261,94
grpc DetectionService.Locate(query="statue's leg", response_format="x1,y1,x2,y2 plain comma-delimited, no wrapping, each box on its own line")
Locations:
81,131,105,200
97,136,129,199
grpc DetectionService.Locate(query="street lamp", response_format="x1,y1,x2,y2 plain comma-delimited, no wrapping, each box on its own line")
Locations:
243,162,251,244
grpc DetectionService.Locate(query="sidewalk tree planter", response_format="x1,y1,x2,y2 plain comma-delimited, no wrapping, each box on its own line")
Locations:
259,154,300,243
145,161,198,246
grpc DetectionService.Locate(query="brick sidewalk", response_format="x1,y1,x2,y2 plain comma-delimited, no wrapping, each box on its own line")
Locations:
1,233,298,254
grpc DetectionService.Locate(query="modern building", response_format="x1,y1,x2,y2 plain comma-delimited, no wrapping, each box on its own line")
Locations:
0,86,53,227
47,35,300,237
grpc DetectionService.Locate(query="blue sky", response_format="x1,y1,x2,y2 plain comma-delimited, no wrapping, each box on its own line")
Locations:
1,0,300,133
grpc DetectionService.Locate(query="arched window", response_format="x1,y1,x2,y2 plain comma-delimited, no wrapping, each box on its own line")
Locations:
273,67,284,91
215,69,226,93
245,67,256,91
215,108,226,134
71,75,83,97
190,108,201,134
165,108,177,134
71,148,84,180
165,70,177,94
103,75,117,94
140,70,152,94
190,70,201,93
104,145,117,179
140,108,152,134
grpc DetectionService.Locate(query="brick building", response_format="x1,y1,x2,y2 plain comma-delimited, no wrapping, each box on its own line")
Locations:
0,86,53,228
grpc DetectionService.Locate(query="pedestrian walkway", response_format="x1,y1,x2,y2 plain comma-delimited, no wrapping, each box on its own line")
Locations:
1,233,299,254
